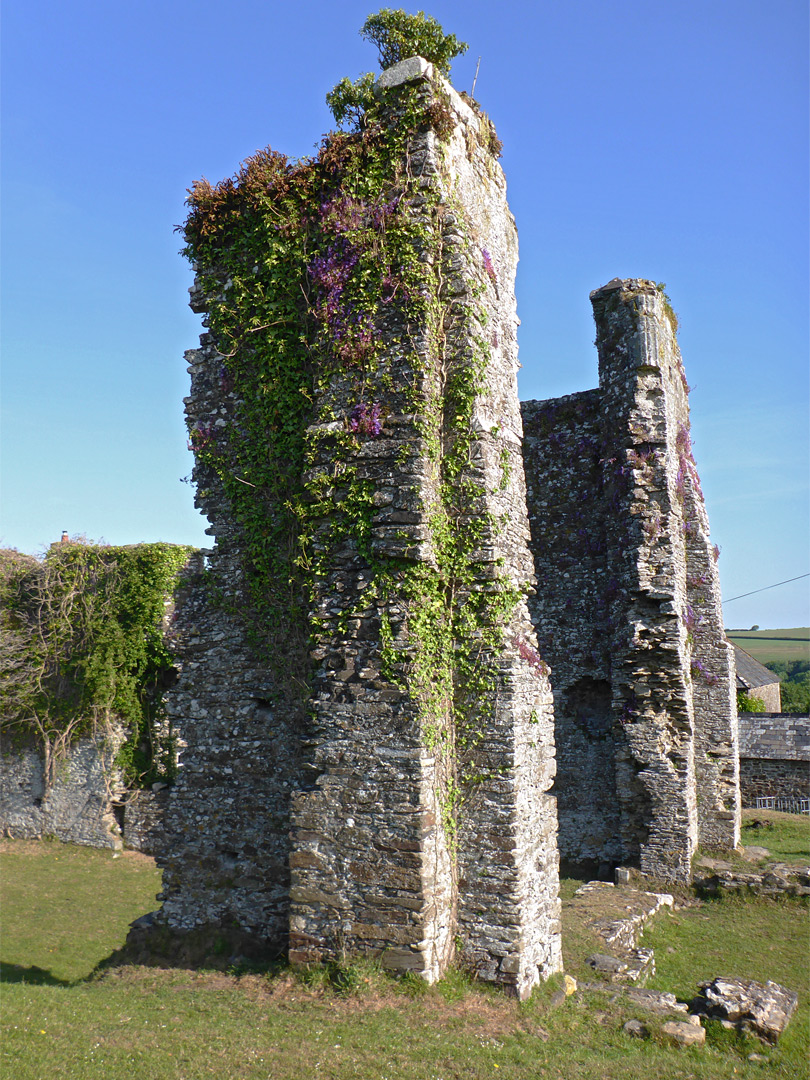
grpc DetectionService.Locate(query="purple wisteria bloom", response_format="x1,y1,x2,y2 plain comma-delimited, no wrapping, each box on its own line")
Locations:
512,635,548,678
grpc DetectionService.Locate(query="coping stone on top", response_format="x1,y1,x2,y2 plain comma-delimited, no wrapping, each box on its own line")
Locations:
376,56,434,90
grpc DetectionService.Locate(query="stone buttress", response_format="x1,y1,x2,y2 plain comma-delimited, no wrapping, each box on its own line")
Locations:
522,279,738,882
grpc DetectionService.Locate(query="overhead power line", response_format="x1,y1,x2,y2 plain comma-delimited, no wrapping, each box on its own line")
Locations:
722,573,810,605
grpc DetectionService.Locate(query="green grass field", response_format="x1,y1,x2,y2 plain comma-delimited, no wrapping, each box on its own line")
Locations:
1,829,808,1080
727,628,810,667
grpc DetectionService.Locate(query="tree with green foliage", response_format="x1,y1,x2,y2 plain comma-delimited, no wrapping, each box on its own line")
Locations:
780,674,810,714
325,72,377,130
765,660,810,714
736,690,766,713
327,9,468,131
361,9,468,76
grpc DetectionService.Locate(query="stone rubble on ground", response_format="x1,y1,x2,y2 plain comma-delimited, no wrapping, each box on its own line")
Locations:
586,948,654,984
660,1019,706,1047
691,976,799,1044
692,864,810,898
623,1019,649,1038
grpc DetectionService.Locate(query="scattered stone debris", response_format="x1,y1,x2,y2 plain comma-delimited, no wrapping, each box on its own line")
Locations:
620,988,689,1015
691,976,799,1044
623,1019,648,1038
661,1018,706,1047
586,949,654,984
582,985,688,1015
692,864,810,898
695,856,734,872
740,845,771,861
549,973,579,1008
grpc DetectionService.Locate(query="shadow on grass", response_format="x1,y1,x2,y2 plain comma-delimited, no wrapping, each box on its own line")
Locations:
0,960,72,986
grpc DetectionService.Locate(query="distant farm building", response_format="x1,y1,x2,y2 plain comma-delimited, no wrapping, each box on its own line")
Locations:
733,643,782,712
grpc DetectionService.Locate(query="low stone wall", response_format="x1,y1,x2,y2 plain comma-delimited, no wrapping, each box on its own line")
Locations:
0,733,124,849
739,759,809,806
738,713,809,806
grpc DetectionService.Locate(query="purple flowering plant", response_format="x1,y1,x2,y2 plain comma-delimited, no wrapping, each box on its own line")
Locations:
512,635,549,678
691,658,720,686
188,423,215,453
349,401,383,437
481,248,497,286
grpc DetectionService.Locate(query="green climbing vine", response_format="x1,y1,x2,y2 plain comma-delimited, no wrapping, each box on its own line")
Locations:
0,541,192,791
182,11,526,854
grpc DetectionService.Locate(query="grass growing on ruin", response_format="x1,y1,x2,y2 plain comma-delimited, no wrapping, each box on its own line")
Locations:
1,838,808,1080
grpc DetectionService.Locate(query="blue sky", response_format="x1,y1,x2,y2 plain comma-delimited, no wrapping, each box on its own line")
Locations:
2,0,808,629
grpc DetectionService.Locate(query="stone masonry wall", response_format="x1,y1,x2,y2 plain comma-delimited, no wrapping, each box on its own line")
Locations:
153,58,561,994
738,712,809,805
522,279,738,882
739,760,809,805
521,390,621,874
0,730,125,849
738,713,809,761
288,60,560,997
122,788,169,855
152,544,303,952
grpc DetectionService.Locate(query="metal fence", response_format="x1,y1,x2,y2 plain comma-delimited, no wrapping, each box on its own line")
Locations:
754,795,810,815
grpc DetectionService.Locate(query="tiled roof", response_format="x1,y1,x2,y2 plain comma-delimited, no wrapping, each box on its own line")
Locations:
731,643,780,690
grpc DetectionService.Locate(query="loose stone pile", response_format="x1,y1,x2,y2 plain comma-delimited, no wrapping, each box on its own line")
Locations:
692,976,799,1044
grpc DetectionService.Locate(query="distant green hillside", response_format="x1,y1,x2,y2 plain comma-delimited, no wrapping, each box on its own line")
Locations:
727,628,810,666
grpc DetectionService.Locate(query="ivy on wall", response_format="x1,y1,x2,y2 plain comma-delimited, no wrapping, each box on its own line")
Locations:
0,541,192,791
182,14,520,846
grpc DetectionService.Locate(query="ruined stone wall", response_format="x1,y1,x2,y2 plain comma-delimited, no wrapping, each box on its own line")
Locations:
288,61,560,996
153,58,561,994
122,788,169,855
0,730,125,848
521,390,620,874
522,279,738,882
152,520,303,950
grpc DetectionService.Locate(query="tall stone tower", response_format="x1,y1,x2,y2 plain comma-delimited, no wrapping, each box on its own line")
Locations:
155,57,562,998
